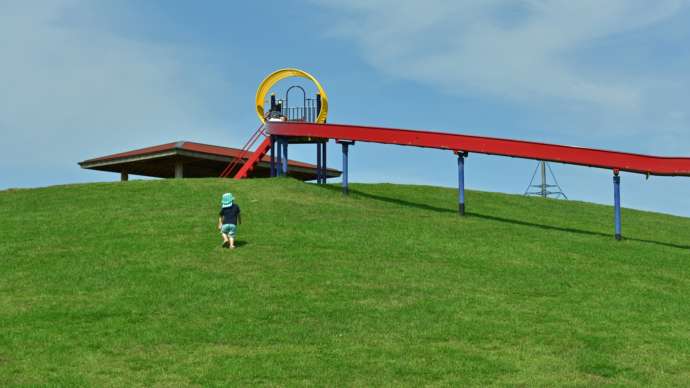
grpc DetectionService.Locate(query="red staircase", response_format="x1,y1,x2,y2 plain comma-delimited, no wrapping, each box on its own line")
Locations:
219,124,273,179
232,137,272,179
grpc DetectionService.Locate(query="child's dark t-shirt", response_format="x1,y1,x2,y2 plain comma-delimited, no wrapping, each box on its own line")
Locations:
219,204,240,225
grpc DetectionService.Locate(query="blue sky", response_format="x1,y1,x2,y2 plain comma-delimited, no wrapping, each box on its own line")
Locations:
2,0,690,216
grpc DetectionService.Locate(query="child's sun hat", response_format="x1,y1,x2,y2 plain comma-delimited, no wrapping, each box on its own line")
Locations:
221,193,234,208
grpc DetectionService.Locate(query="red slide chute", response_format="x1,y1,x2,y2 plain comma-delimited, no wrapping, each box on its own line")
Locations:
267,121,690,177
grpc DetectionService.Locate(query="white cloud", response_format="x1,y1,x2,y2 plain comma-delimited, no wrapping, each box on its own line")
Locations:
314,0,690,131
0,0,224,171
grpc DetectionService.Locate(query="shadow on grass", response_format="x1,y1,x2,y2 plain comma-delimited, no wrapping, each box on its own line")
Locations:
319,185,690,251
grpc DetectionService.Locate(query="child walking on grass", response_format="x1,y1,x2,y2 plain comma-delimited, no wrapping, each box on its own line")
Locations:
218,192,241,249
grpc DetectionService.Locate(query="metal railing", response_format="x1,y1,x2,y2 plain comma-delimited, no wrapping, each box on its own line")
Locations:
270,97,320,122
219,124,266,178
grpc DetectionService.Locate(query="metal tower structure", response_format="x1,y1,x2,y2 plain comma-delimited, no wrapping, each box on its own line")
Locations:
220,68,328,181
524,160,567,199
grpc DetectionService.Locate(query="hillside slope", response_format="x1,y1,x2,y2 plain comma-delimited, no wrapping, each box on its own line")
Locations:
1,178,690,386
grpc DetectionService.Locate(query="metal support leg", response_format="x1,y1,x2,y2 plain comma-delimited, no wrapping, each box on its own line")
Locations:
614,172,622,240
316,142,322,184
276,138,283,177
341,142,350,195
282,139,288,176
457,152,466,216
322,141,327,184
270,136,276,177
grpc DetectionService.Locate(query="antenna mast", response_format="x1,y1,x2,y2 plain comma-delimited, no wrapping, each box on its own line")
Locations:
524,160,567,199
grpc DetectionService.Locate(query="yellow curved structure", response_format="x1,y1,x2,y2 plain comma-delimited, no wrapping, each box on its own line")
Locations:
255,68,328,123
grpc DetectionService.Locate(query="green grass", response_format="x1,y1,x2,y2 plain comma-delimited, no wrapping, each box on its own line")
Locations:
1,177,690,386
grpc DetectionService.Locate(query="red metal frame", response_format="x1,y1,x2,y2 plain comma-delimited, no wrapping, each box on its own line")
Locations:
267,122,690,177
220,124,266,178
232,137,272,180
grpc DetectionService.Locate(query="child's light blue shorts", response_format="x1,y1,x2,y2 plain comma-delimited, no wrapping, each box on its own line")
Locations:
221,224,237,237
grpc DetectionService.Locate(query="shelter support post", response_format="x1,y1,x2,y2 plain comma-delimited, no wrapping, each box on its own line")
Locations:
174,161,184,179
121,170,128,182
457,151,467,216
338,141,354,195
614,170,622,240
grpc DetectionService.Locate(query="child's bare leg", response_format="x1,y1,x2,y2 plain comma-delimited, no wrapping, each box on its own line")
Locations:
229,236,235,248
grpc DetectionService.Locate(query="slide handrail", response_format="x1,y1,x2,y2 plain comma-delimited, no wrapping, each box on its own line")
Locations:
220,124,266,178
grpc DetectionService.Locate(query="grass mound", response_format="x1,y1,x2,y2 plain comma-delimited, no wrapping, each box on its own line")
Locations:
1,178,689,385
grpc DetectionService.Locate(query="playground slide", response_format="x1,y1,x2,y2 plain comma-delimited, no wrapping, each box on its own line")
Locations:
266,121,690,177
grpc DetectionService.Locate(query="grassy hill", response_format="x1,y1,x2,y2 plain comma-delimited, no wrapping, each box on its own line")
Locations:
1,178,690,386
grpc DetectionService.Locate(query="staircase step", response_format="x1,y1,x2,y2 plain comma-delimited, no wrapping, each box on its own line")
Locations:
233,137,272,180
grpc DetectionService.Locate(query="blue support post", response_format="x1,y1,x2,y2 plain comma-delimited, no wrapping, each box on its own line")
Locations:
322,141,327,184
457,152,466,216
316,142,322,184
342,143,348,194
614,171,622,240
280,138,284,177
272,138,276,177
282,139,288,176
339,141,354,194
270,136,276,177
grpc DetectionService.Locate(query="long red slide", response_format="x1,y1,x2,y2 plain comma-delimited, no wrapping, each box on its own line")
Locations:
267,121,690,177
